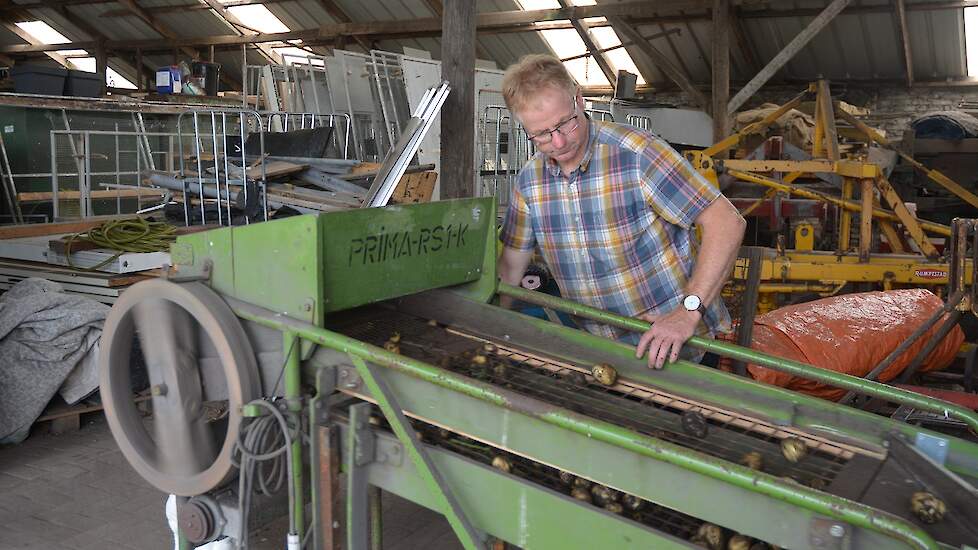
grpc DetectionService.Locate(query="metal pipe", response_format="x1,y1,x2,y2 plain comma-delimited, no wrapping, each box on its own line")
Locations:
728,168,952,237
497,283,978,433
839,289,966,405
897,310,964,384
211,112,222,226
284,331,305,542
50,132,59,220
229,298,938,550
193,113,206,224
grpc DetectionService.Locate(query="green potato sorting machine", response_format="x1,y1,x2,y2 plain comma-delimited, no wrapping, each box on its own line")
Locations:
99,198,978,549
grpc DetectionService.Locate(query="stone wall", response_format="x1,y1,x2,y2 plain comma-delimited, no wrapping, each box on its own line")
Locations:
643,84,978,141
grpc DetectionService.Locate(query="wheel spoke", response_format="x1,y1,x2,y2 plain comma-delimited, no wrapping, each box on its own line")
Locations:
133,299,216,475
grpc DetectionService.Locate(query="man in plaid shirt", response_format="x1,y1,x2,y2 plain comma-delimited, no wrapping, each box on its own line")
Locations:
498,55,746,369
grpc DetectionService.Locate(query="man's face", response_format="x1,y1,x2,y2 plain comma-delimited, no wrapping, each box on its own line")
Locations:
517,87,587,167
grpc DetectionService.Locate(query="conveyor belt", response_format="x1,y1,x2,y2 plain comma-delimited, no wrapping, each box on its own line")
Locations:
330,307,860,491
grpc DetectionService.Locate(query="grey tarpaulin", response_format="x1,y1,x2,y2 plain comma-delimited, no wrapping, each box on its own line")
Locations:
0,278,109,444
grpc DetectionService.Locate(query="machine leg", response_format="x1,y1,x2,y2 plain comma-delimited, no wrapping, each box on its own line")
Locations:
318,425,342,550
347,355,484,550
347,403,373,550
733,246,764,376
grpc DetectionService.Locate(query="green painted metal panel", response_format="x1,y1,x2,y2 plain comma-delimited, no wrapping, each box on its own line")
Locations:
446,197,499,304
337,422,699,550
321,359,911,550
400,291,978,484
231,300,936,549
173,215,322,325
319,198,491,312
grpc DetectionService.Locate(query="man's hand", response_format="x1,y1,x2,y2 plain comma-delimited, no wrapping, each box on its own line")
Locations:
635,307,700,369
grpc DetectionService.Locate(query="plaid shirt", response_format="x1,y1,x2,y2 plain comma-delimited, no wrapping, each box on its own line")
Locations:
501,118,731,345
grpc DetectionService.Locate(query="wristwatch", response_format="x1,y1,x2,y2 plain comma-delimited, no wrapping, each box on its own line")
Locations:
682,294,706,314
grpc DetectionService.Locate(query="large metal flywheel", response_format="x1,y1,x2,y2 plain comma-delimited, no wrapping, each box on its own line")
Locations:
99,279,260,496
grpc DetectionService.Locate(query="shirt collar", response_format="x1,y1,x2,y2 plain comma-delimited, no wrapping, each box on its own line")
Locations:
544,113,597,178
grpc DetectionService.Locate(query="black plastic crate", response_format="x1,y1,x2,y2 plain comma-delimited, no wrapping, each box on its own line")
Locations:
65,69,102,97
10,64,67,95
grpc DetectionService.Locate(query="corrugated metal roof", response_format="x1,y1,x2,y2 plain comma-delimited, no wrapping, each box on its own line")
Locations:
0,0,970,89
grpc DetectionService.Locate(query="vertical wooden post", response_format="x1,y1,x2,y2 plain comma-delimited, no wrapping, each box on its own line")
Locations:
209,44,216,63
95,46,108,95
135,48,144,91
241,44,248,104
859,178,874,262
711,0,730,146
440,0,476,199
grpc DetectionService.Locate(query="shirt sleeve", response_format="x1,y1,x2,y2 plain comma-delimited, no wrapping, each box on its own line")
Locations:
640,138,720,229
499,181,536,252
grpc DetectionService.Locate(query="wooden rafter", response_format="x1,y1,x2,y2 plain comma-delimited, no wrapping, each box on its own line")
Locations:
557,0,616,85
315,0,372,51
0,3,708,55
0,3,70,68
7,0,978,17
560,28,681,63
712,0,730,141
894,0,914,87
727,0,852,114
196,0,280,64
657,21,695,86
608,16,708,107
115,0,200,61
731,11,761,75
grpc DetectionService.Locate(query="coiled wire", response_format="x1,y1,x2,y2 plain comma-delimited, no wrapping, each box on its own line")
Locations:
65,218,177,270
231,399,297,549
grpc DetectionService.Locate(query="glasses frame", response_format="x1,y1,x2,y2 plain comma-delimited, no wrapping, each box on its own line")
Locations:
526,106,581,145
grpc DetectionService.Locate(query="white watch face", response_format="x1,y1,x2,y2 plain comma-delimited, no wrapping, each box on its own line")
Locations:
683,295,702,311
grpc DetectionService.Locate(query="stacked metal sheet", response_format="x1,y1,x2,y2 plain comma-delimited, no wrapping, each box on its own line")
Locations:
0,259,153,304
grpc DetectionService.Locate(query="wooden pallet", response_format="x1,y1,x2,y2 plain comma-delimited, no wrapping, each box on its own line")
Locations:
34,394,151,435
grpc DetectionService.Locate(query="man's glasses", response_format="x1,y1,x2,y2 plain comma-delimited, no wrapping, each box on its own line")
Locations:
526,108,580,145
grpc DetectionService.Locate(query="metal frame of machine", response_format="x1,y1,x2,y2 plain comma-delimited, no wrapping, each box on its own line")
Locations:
688,81,976,312
99,199,978,550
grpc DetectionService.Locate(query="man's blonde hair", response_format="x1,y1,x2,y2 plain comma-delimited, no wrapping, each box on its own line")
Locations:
502,54,578,115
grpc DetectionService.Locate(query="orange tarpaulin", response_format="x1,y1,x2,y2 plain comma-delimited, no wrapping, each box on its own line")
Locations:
744,289,964,401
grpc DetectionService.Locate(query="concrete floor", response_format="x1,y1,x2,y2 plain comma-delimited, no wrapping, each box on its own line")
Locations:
0,414,460,550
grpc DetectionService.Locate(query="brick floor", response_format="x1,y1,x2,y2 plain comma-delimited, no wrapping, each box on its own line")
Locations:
0,415,459,550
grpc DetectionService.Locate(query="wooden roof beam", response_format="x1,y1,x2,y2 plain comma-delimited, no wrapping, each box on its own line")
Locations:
423,0,494,64
315,0,372,51
196,0,280,64
559,28,680,63
712,0,731,141
894,0,914,87
727,0,851,114
557,0,616,86
115,0,201,61
609,15,708,108
0,3,70,68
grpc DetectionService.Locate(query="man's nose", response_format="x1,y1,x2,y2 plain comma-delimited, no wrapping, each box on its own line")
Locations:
550,129,567,148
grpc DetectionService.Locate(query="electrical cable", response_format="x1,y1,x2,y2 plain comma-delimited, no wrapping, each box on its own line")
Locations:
64,218,178,270
231,399,297,550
